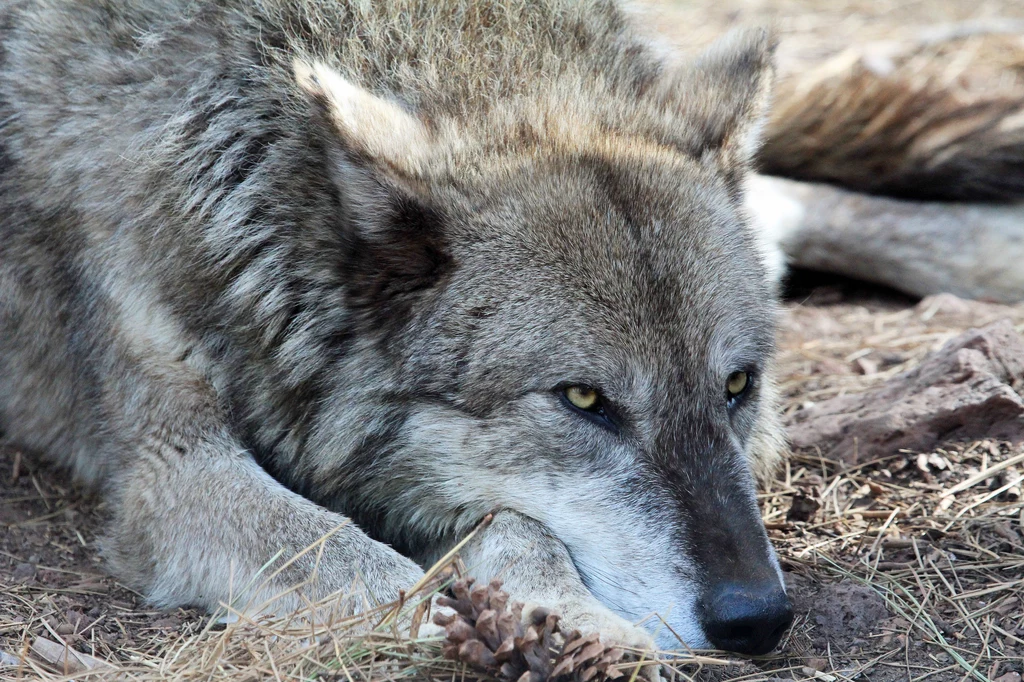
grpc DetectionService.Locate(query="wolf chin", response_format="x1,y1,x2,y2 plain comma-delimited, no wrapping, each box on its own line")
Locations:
0,0,793,654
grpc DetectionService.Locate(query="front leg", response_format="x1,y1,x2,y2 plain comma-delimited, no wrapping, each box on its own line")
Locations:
457,510,655,651
90,347,431,627
105,440,429,620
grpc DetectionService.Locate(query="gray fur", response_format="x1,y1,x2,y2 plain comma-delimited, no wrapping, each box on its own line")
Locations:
0,0,786,650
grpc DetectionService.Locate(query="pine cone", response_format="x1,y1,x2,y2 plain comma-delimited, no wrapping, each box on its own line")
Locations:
433,578,628,682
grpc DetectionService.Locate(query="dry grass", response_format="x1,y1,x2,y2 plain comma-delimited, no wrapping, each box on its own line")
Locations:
762,287,1024,682
0,521,744,681
761,442,1024,682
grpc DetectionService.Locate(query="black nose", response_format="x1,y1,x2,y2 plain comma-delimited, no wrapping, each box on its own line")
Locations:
700,582,793,655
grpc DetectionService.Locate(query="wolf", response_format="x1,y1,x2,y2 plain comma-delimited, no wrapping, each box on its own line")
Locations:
0,0,793,655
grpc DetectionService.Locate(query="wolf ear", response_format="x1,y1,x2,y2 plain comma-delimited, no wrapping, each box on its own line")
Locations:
295,60,451,311
294,59,432,177
659,28,776,169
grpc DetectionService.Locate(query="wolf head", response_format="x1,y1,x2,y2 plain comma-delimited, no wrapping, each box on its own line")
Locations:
295,28,791,654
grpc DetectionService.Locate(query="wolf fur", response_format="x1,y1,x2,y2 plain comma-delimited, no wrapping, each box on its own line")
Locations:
0,0,791,652
761,52,1024,202
746,174,1024,303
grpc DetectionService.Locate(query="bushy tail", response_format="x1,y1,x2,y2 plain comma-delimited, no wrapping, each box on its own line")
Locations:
758,40,1024,202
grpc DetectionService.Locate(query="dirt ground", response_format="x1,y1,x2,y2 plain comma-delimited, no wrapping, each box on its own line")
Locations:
763,274,1024,682
2,0,1024,680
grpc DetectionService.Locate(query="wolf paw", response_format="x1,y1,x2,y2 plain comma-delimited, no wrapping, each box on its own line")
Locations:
523,599,655,652
540,601,663,682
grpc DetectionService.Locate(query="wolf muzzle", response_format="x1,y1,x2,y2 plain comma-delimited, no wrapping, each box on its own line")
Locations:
673,435,794,654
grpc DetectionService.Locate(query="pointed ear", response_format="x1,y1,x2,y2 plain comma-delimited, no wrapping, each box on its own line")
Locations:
294,60,451,316
294,59,432,177
659,28,776,168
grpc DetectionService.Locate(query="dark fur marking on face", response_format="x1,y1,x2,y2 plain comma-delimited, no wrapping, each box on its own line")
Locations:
654,421,777,592
341,192,454,345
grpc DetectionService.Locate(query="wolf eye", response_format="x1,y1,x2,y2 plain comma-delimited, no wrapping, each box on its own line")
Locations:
726,371,750,400
565,385,600,411
559,385,619,433
560,385,617,432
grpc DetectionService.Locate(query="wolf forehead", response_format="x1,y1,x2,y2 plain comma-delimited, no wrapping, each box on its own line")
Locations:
450,156,770,319
399,151,777,393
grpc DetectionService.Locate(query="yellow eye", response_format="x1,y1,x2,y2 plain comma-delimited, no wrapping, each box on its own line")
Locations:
726,371,749,398
565,385,599,410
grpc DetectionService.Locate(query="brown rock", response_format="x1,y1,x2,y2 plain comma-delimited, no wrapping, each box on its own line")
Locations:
787,320,1024,463
812,581,889,638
